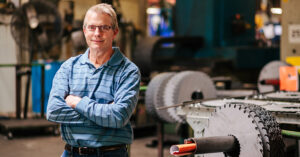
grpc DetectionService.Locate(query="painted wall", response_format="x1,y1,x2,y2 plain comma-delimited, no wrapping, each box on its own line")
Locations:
0,25,18,114
281,0,300,60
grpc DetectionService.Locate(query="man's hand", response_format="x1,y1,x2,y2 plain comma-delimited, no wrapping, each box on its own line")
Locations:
65,95,82,108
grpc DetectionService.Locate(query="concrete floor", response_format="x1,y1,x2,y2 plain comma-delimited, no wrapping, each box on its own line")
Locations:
0,134,172,157
0,128,299,157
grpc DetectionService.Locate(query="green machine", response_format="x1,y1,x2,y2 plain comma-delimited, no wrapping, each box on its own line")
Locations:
134,0,279,84
174,0,280,82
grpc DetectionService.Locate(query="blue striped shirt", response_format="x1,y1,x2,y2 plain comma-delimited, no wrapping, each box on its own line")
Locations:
46,47,140,147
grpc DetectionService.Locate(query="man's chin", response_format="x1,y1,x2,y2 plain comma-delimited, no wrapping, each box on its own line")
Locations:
90,45,109,52
90,45,102,49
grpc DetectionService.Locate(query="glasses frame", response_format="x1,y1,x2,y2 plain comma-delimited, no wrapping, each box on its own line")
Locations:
85,24,113,32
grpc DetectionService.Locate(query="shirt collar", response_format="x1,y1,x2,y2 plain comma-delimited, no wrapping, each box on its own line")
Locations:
79,47,124,66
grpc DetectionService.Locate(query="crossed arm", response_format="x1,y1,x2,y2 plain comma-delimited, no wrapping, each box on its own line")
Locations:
46,64,140,128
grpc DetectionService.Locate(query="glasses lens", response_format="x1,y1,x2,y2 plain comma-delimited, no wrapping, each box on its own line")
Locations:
87,25,96,31
102,25,111,31
86,25,112,32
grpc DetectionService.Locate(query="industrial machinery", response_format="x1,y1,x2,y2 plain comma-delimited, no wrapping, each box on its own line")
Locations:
145,71,300,156
257,60,288,93
143,0,300,156
10,0,62,118
133,0,279,84
169,92,300,157
145,71,217,123
10,0,62,59
0,0,62,139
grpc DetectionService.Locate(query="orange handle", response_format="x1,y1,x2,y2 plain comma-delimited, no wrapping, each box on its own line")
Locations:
170,143,196,156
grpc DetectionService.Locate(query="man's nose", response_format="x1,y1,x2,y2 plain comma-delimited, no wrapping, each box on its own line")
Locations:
94,27,103,35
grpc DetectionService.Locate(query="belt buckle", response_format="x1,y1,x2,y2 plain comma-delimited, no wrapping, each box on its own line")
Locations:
78,147,88,155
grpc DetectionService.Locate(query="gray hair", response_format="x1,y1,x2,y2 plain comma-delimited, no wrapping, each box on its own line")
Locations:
83,3,118,30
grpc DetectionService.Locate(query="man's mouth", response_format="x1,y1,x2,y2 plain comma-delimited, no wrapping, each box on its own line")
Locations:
92,39,104,42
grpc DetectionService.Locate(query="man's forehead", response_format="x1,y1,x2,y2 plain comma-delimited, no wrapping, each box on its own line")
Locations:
86,12,111,23
87,11,110,18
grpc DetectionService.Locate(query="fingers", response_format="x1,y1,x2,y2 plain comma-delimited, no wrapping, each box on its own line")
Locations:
65,95,81,108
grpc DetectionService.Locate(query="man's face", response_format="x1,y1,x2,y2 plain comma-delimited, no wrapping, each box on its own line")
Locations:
83,12,118,52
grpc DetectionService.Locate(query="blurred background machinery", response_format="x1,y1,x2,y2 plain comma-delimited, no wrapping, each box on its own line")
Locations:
0,0,63,139
0,0,300,156
145,71,300,156
133,0,281,86
168,92,299,157
143,0,300,156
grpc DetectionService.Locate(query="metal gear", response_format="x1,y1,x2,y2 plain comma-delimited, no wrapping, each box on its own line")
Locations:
201,98,300,113
264,91,300,102
201,99,268,107
145,72,176,122
262,102,300,113
163,71,217,123
258,61,287,93
203,103,284,157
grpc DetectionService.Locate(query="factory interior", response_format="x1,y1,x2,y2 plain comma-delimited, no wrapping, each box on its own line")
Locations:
0,0,300,156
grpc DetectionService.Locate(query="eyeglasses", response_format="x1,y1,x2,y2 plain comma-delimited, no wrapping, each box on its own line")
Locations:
85,25,112,32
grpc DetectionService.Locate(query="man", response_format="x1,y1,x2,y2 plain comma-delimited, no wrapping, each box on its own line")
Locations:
47,3,140,157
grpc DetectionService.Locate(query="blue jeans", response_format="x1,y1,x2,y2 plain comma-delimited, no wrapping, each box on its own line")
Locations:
61,147,128,157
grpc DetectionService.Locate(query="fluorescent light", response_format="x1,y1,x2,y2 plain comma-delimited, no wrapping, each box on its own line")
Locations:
147,8,160,14
271,8,282,14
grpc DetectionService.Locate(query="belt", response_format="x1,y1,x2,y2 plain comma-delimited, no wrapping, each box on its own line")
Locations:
65,144,126,155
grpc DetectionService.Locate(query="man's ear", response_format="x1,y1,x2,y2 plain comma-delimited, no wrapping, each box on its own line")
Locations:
83,26,86,34
113,28,119,38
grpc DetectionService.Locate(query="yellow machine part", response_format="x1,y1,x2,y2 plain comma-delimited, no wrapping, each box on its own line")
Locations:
286,56,300,66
